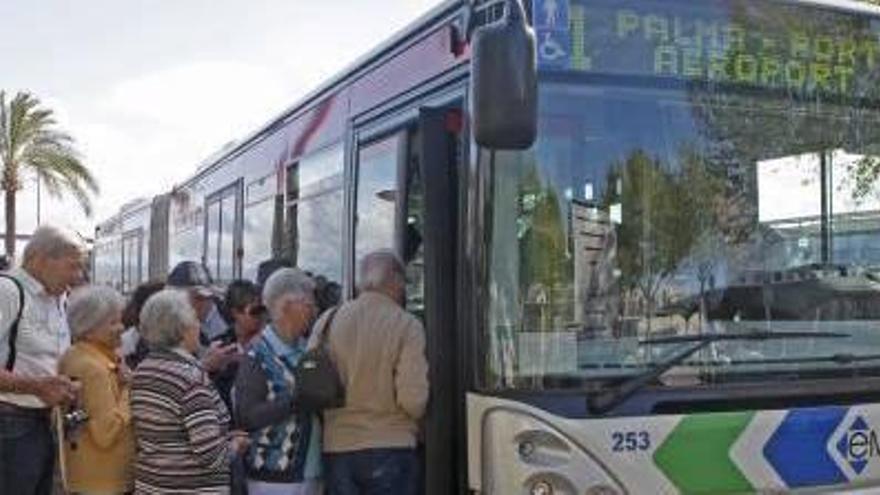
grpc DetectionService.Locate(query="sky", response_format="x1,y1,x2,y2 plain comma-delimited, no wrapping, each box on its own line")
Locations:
0,0,440,239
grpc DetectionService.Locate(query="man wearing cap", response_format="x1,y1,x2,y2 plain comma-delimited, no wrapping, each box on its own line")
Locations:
166,261,238,373
0,226,86,495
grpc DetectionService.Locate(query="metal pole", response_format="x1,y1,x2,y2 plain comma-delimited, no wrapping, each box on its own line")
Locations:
820,151,828,264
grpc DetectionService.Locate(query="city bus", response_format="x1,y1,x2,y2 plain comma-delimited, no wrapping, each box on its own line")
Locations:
93,0,880,492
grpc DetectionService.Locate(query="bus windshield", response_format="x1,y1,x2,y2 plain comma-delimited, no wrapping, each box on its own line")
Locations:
482,0,880,390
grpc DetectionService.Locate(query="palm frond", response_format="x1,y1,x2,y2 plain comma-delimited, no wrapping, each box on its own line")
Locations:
0,90,99,215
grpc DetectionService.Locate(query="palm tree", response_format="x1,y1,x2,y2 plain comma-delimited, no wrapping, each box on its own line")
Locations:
0,91,98,257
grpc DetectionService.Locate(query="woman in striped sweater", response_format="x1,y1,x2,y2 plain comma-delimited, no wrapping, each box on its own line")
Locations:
131,289,249,494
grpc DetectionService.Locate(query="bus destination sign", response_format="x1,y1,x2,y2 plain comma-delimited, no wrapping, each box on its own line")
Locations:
533,0,880,99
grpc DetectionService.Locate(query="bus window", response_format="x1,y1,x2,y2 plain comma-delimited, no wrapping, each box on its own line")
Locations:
205,199,220,278
285,144,344,284
354,134,403,282
402,129,425,317
204,182,242,282
242,201,275,282
121,230,142,294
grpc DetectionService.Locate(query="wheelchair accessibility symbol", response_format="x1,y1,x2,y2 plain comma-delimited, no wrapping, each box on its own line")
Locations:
538,30,570,69
540,32,567,61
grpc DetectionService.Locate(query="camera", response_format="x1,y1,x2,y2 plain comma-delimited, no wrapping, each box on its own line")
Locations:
63,408,89,433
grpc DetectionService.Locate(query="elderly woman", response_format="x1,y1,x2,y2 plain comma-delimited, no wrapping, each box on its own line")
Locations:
130,289,249,495
234,268,322,495
58,285,134,495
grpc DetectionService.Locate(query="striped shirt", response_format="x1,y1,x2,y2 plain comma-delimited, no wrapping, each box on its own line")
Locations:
131,348,231,494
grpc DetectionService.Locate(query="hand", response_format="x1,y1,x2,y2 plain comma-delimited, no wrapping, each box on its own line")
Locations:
228,430,251,455
116,360,132,385
30,375,77,407
201,342,238,373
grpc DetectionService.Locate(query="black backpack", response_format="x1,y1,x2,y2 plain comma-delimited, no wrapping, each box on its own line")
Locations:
0,274,25,371
294,307,344,412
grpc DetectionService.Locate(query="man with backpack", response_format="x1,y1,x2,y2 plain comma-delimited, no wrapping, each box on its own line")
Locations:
0,226,87,495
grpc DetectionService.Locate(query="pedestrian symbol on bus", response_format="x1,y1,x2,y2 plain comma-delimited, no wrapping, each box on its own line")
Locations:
544,0,559,27
534,0,569,29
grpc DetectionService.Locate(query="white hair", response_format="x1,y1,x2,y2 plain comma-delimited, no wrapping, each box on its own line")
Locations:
358,249,405,293
67,285,124,341
262,268,315,318
22,225,85,264
139,289,199,349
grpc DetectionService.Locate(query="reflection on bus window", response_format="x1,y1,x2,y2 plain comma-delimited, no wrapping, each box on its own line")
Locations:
205,184,240,282
484,82,880,389
355,135,400,282
242,199,275,282
285,144,344,284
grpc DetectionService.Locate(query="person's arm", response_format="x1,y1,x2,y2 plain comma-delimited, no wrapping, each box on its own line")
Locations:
181,380,230,472
0,278,22,393
233,356,294,431
394,318,429,420
77,365,131,450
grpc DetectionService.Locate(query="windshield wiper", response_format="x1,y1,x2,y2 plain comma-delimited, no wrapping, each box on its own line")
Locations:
587,330,850,415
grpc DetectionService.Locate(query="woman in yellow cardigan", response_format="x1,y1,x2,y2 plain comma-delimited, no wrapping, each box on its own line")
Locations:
59,285,134,495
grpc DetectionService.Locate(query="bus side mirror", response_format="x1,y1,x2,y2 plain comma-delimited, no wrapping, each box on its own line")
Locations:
470,0,538,150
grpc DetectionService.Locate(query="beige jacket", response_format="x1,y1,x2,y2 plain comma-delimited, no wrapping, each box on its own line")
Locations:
310,291,429,453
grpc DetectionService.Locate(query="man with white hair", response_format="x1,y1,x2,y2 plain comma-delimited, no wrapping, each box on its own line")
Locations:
0,225,86,495
312,249,429,495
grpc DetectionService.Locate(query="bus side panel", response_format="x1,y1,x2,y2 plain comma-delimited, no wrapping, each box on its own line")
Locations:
350,26,466,117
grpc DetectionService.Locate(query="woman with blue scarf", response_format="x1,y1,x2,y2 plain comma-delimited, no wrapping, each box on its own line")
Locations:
234,268,322,495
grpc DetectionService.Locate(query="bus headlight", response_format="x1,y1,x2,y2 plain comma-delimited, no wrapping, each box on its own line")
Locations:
482,409,622,494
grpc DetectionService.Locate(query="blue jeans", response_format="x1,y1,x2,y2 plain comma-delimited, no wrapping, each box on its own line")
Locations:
324,448,420,495
0,409,55,495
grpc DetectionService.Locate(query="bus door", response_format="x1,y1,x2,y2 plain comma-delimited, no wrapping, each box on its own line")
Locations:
352,102,464,494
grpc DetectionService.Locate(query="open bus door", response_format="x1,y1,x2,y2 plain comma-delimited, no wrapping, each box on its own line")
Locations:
353,98,465,494
412,106,464,495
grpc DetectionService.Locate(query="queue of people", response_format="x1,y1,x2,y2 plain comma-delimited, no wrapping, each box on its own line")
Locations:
0,225,429,495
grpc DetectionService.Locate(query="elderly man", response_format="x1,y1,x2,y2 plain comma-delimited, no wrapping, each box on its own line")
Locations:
166,260,238,373
312,250,429,495
0,225,86,495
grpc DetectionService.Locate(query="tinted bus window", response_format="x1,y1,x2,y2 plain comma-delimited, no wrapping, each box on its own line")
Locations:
354,136,401,279
285,145,344,284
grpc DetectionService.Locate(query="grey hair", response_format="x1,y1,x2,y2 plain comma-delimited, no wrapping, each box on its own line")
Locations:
358,249,405,293
23,225,85,264
262,268,315,316
67,285,124,341
139,289,199,349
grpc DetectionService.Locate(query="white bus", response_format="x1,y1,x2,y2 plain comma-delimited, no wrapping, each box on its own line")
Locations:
95,0,880,492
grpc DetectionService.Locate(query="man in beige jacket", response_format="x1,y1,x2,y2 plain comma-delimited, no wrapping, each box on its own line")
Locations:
311,249,429,495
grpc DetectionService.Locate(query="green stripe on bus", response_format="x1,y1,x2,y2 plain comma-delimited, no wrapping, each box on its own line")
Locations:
654,412,755,494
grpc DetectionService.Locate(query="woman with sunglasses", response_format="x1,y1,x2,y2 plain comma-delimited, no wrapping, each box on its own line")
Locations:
210,280,266,410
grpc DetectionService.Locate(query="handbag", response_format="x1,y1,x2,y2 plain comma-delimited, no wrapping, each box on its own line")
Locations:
294,307,344,412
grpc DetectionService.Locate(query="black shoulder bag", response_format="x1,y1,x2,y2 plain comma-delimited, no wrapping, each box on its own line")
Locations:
294,307,344,412
0,274,25,371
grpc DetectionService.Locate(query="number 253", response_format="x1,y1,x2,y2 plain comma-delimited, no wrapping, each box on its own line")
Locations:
611,431,650,452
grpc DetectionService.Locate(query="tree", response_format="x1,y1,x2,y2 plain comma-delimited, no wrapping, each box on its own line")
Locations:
0,91,98,256
602,150,695,335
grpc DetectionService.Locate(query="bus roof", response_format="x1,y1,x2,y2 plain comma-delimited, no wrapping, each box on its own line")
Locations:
179,0,464,185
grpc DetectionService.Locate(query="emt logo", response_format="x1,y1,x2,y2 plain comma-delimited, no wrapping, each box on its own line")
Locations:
836,416,880,475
